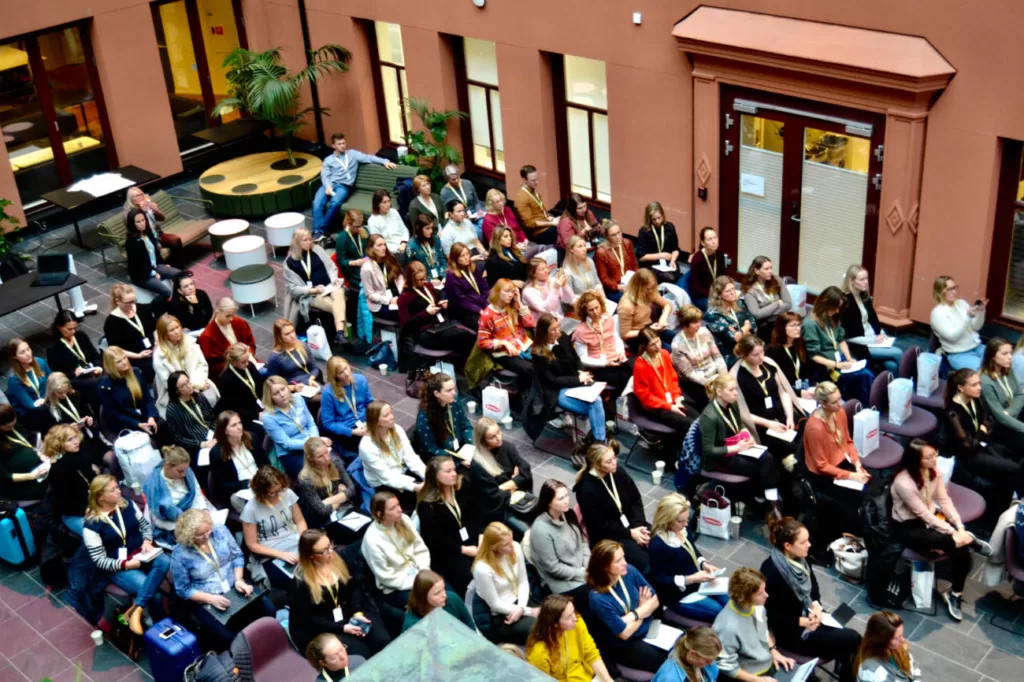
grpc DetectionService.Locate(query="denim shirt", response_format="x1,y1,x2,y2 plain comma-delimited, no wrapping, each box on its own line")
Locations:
170,525,245,599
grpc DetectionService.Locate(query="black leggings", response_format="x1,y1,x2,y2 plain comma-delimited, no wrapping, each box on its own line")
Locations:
608,636,670,673
489,613,536,645
642,405,696,434
494,355,534,393
777,625,862,682
895,519,972,593
961,448,1024,514
809,473,865,542
714,449,779,496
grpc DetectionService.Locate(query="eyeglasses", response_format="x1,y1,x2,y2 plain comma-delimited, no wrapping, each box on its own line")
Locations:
311,546,334,557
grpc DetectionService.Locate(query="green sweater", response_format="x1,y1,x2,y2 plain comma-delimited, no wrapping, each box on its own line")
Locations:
401,591,475,632
334,230,369,287
698,400,744,469
801,316,846,361
980,372,1024,433
0,442,46,500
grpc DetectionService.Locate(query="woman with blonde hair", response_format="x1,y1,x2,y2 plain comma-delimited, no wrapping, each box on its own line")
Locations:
653,627,723,682
478,277,537,389
144,446,212,545
486,225,529,287
361,491,431,607
283,227,348,344
526,593,614,682
930,275,986,371
636,201,682,284
472,521,538,643
704,276,757,366
102,282,157,382
406,174,446,230
671,305,726,411
564,235,602,298
444,241,490,329
42,423,96,535
595,219,638,302
320,356,373,454
482,188,526,244
241,465,306,589
5,336,51,425
841,265,903,375
358,401,425,513
215,343,264,426
415,455,480,596
99,346,159,435
466,417,532,534
711,567,795,682
854,611,920,681
267,318,323,393
262,374,321,477
296,436,359,544
403,569,475,632
617,268,671,350
152,313,217,417
40,372,104,464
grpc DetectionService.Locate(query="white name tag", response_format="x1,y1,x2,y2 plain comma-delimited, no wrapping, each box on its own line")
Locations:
665,392,673,404
620,514,630,528
306,280,313,288
436,313,445,323
256,399,264,409
431,269,439,279
330,510,339,523
33,398,45,407
221,580,231,593
355,420,365,429
407,565,418,576
459,527,469,542
764,397,774,409
834,351,842,363
142,338,152,349
206,429,214,440
452,437,459,450
117,547,128,562
333,606,344,623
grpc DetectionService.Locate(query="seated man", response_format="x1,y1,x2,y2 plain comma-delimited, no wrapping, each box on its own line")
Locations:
513,164,559,245
198,298,259,378
313,132,396,237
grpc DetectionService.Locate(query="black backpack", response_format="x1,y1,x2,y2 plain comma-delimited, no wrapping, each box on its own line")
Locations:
859,478,908,607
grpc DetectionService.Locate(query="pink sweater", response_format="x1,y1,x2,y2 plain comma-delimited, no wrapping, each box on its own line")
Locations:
891,469,962,533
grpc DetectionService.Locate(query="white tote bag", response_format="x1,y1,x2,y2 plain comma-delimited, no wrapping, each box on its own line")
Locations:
911,560,935,609
917,352,941,397
114,430,161,491
787,284,808,317
481,385,511,422
852,408,880,456
306,324,331,362
888,377,914,426
698,497,732,540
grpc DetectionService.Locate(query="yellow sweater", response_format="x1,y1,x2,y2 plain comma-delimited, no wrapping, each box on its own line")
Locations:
527,616,602,682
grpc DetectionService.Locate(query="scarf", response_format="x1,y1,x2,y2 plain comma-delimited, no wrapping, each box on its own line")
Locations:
769,546,813,611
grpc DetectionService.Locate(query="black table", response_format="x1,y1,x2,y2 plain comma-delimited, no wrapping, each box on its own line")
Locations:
193,119,270,146
40,165,161,246
0,272,87,320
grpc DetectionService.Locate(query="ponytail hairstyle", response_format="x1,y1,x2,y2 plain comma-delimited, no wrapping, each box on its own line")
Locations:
944,368,978,409
671,627,723,681
705,372,735,400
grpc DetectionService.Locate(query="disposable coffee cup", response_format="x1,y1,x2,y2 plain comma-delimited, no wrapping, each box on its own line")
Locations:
729,516,742,540
734,501,746,518
378,364,388,376
467,400,477,414
652,470,663,486
501,416,513,430
654,460,666,472
90,630,104,646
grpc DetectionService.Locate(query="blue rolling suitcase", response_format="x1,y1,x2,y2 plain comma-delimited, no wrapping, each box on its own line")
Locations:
143,619,201,682
0,503,35,566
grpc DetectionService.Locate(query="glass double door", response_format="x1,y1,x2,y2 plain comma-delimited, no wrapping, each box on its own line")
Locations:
719,87,885,293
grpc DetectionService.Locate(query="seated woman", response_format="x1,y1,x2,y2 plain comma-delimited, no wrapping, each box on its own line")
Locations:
653,628,723,682
930,275,986,371
712,567,795,682
556,193,598,250
731,334,804,459
634,327,696,437
296,436,361,546
320,356,373,456
466,417,533,534
648,493,727,622
440,200,485,258
361,234,404,321
305,633,364,681
403,569,475,632
637,202,683,285
742,256,792,341
361,491,431,609
841,265,904,374
406,174,446,233
406,214,448,283
572,291,632,395
415,456,480,597
167,274,213,333
586,539,666,673
980,337,1024,452
478,278,537,390
473,521,538,644
170,508,273,649
564,235,602,298
523,257,574,325
124,208,181,299
154,314,218,418
574,444,650,573
704,276,757,367
891,439,992,622
444,242,490,330
533,313,608,443
803,287,874,404
199,298,260,378
0,405,46,501
854,612,921,682
618,269,672,353
83,475,171,634
267,318,323,403
595,219,638,303
367,189,409,257
671,305,728,411
482,188,527,245
415,372,473,461
209,411,269,513
144,446,213,546
6,337,51,428
42,423,97,536
397,261,475,362
358,401,426,513
335,209,370,293
215,343,265,427
486,227,529,287
687,227,727,310
767,312,815,394
262,375,321,478
283,228,348,345
531,479,591,608
99,346,159,437
164,370,216,458
103,284,157,383
41,373,104,465
48,310,102,405
123,187,166,239
291,529,390,658
241,465,306,590
526,594,614,682
760,517,862,681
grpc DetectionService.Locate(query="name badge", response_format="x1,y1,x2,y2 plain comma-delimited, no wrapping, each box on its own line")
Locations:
407,565,418,577
306,280,313,288
221,580,231,593
834,351,842,363
330,510,339,523
355,420,366,430
459,527,469,542
452,437,459,450
117,547,128,562
85,427,95,440
33,398,45,407
431,269,439,279
206,429,214,440
665,391,673,404
142,338,152,349
599,353,607,361
333,606,344,623
764,397,774,409
436,313,445,323
256,399,264,409
620,514,630,528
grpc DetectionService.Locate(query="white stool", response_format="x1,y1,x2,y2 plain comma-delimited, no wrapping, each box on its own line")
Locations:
223,235,268,270
265,212,305,249
209,219,250,255
228,264,277,316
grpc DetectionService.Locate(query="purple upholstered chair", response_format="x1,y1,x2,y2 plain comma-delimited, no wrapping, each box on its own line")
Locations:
869,371,938,439
899,345,946,411
841,399,902,470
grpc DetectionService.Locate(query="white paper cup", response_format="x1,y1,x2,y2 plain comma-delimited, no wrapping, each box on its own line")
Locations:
378,364,388,376
501,416,513,430
652,471,663,486
654,460,666,472
467,400,477,414
90,630,104,646
729,516,742,540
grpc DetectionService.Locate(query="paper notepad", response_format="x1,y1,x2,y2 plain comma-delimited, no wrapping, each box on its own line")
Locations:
738,445,768,458
510,490,527,505
319,284,338,297
642,620,684,651
135,547,164,563
867,337,895,348
338,512,372,531
798,398,818,414
564,381,607,404
841,360,867,374
197,447,212,467
653,262,676,273
452,444,476,462
298,384,321,398
834,478,865,491
698,577,730,595
766,429,798,443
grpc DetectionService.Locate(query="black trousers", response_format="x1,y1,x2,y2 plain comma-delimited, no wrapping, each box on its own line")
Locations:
714,449,779,495
621,535,651,575
451,308,481,331
529,228,558,245
895,519,972,592
591,363,633,396
778,625,862,682
809,472,865,543
375,485,418,515
608,636,669,673
961,447,1024,515
418,323,477,359
642,405,696,447
494,354,534,393
489,613,536,644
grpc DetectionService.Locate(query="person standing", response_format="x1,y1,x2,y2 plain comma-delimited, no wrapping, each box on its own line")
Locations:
313,133,395,237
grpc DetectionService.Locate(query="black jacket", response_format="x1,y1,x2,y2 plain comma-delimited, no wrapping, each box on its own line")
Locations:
48,452,96,518
574,469,646,547
462,441,533,526
103,306,157,355
168,290,213,332
760,557,822,649
125,232,165,284
416,486,479,593
532,335,586,414
840,292,881,341
485,251,528,287
214,363,265,425
47,331,101,376
208,437,270,503
289,574,374,654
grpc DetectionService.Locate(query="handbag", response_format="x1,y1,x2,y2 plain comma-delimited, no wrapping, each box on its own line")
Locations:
107,605,143,660
114,430,161,491
405,368,430,399
509,492,539,517
829,533,868,581
910,560,935,609
306,324,331,362
367,341,397,370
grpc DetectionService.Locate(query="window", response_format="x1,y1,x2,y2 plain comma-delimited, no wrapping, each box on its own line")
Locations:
988,140,1024,323
461,38,503,173
563,55,610,203
373,22,410,144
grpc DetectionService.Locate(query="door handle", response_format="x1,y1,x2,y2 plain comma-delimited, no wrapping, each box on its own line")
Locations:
790,214,802,223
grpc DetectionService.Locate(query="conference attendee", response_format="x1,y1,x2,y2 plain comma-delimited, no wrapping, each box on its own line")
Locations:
367,189,409,256
6,337,52,427
83,475,171,634
595,220,638,303
241,465,306,589
335,209,370,290
472,521,538,644
514,164,559,244
980,337,1024,452
648,493,727,622
485,226,529,287
742,257,792,340
440,200,485,257
841,265,903,374
671,304,728,409
40,373,104,465
556,193,598,250
526,594,614,682
103,283,157,383
144,446,212,545
125,208,181,299
482,188,527,245
167,274,213,332
688,227,727,310
930,275,986,371
767,312,814,393
262,375,320,477
48,310,102,404
704,276,757,367
563,235,602,298
574,443,650,573
41,423,96,535
267,318,323,392
361,491,431,608
296,437,360,545
617,269,672,351
291,529,390,657
397,262,475,360
523,257,574,323
0,404,45,501
170,508,273,648
99,346,159,436
153,314,218,418
444,242,491,329
891,439,992,622
440,164,484,222
803,286,874,404
634,328,696,437
283,228,348,344
712,567,795,682
198,298,259,378
415,372,473,461
406,214,448,282
731,334,804,457
466,417,533,533
358,401,426,513
478,278,537,388
164,370,216,457
320,356,373,455
403,569,475,632
406,175,446,231
361,233,404,318
313,132,396,236
123,186,166,236
215,343,265,426
531,479,591,607
209,410,269,513
637,201,682,284
652,627,723,682
585,539,666,673
761,516,862,681
854,611,921,682
415,456,480,596
572,291,632,394
533,314,608,443
305,633,364,681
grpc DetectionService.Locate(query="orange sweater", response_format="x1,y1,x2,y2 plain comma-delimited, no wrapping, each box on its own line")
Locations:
634,349,682,410
803,412,861,479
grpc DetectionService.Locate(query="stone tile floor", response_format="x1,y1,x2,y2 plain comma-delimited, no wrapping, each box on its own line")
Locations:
0,178,1022,681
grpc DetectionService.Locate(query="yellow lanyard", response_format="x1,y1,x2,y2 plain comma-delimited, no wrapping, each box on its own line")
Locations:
446,406,457,439
450,182,468,206
680,329,701,358
608,577,632,613
338,383,358,415
283,405,307,436
383,526,415,566
724,309,739,327
102,508,128,546
413,287,436,308
323,577,340,608
381,432,402,466
997,375,1014,402
644,352,672,397
230,365,257,397
58,397,81,423
197,544,225,583
462,269,480,294
653,225,665,253
785,347,801,377
124,314,146,337
347,230,363,257
25,370,41,399
9,428,33,449
525,188,545,212
442,493,462,528
746,363,771,396
965,399,979,432
286,349,307,373
612,244,625,273
301,251,313,280
180,398,208,429
823,325,839,352
598,473,622,513
679,532,700,566
587,319,607,353
714,400,741,434
921,470,934,510
702,250,717,278
421,241,436,267
63,337,87,364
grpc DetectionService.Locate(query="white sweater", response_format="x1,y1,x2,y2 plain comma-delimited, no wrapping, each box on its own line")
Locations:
153,335,219,418
472,542,530,615
361,517,431,592
930,300,984,354
358,427,426,492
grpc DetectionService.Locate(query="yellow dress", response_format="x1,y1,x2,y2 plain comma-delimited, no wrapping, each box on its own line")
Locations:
527,616,602,682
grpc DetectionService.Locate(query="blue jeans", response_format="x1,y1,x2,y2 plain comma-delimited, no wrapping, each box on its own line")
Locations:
135,265,182,299
604,290,623,303
557,388,607,441
947,345,985,371
670,593,729,621
867,344,905,376
110,552,171,609
278,451,304,478
313,183,353,233
63,515,84,536
838,367,875,405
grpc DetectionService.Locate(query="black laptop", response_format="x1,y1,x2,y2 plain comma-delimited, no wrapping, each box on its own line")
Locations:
32,253,71,287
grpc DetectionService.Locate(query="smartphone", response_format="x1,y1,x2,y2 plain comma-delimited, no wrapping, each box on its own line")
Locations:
974,299,982,306
159,627,177,640
831,603,856,626
712,567,727,578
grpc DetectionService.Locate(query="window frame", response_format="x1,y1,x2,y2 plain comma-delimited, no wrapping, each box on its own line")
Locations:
366,22,410,146
452,36,503,179
985,138,1024,327
551,53,610,208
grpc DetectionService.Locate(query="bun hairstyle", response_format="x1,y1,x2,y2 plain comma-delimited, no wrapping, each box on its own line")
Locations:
705,372,734,399
767,515,807,551
733,333,763,360
672,627,723,681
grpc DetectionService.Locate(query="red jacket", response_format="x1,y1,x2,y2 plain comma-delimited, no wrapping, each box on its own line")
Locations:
595,239,639,294
634,349,682,410
198,317,258,379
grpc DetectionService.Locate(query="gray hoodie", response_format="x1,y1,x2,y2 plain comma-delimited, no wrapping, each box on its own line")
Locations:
529,511,591,594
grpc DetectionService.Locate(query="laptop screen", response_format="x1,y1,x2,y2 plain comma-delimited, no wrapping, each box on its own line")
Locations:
38,254,69,275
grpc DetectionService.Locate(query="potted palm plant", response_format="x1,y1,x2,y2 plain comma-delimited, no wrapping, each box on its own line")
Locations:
399,97,468,190
0,197,22,258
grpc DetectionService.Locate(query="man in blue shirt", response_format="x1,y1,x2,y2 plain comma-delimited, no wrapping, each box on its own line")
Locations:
313,133,396,237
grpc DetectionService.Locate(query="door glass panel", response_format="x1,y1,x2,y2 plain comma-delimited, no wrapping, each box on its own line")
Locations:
1001,207,1024,321
797,127,870,292
737,115,784,271
380,65,404,144
567,107,591,196
490,89,504,173
154,0,207,152
196,0,242,123
467,84,492,169
593,112,611,203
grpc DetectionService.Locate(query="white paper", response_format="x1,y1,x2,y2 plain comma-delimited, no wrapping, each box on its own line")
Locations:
135,547,164,563
653,262,675,273
298,384,320,398
697,577,730,595
620,270,635,286
339,512,372,531
564,381,607,404
834,478,865,491
452,443,476,462
319,284,338,297
766,429,798,443
841,359,867,374
642,621,684,651
235,488,255,501
252,360,265,371
798,398,818,414
867,337,895,348
388,302,399,311
820,612,843,629
187,329,203,338
740,173,766,197
68,172,136,198
210,508,229,526
738,445,768,458
510,490,527,505
197,447,211,467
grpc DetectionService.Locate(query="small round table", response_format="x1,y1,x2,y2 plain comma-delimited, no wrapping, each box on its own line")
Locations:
265,212,305,249
209,219,250,255
228,264,277,316
223,235,268,270
2,121,33,134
